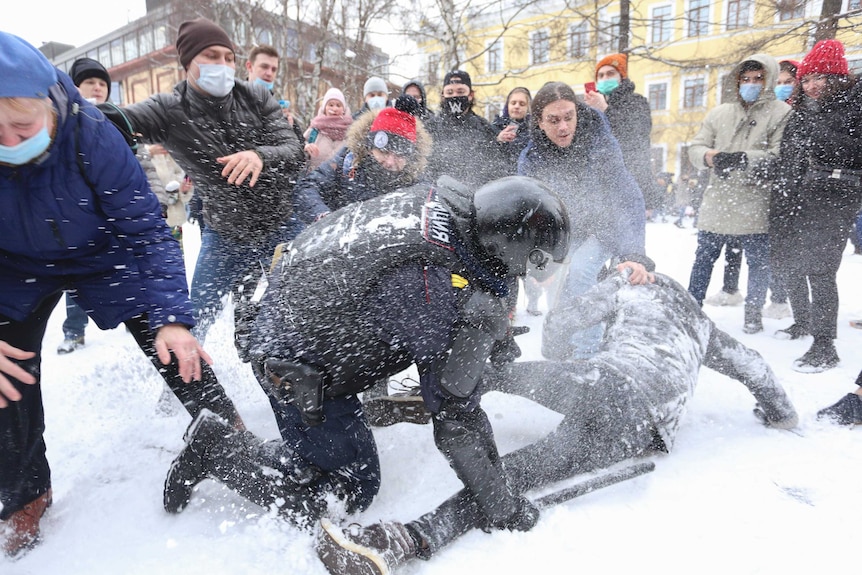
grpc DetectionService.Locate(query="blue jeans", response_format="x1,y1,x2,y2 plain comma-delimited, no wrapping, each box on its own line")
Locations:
542,236,611,360
688,231,769,310
191,218,304,340
62,291,88,339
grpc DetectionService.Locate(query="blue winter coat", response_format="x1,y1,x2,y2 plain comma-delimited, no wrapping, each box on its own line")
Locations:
0,72,193,330
517,102,646,259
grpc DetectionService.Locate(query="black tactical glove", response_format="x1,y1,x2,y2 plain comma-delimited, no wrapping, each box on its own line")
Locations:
480,495,540,533
489,326,530,366
712,151,748,179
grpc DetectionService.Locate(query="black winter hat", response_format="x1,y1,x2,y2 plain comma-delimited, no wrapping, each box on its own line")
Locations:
175,18,234,70
70,57,111,98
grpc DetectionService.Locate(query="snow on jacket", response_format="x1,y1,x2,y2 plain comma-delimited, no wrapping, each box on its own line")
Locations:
517,101,646,259
294,108,432,211
770,80,862,274
425,109,507,188
124,79,323,243
688,54,791,235
604,78,661,211
543,272,798,449
0,72,193,329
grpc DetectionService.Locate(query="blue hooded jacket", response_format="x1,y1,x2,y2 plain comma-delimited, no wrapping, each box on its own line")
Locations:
0,72,193,330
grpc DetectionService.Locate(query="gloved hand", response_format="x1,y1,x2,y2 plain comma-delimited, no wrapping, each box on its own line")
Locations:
481,496,540,533
489,326,529,366
753,402,799,430
712,151,748,179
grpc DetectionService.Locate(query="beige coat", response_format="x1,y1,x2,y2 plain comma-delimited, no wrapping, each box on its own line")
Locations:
688,54,791,235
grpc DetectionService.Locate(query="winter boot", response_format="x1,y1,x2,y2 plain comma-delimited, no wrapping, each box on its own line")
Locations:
742,307,763,334
164,410,229,514
57,335,85,354
704,289,744,306
762,302,791,320
774,323,809,340
817,393,862,425
792,338,839,373
1,489,52,558
316,518,419,575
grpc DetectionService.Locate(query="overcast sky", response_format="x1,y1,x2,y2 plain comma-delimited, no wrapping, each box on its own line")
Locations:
7,1,148,48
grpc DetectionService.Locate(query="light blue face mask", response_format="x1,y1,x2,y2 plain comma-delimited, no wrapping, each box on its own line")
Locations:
774,84,794,102
367,96,387,110
0,124,52,166
739,84,762,103
195,64,235,98
596,79,620,95
254,77,274,91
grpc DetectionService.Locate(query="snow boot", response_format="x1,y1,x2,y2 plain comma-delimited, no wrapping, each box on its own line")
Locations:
774,323,809,340
316,518,419,575
57,335,84,354
742,307,763,334
164,410,229,514
762,302,791,320
704,289,743,306
817,393,862,425
792,338,839,373
1,489,52,558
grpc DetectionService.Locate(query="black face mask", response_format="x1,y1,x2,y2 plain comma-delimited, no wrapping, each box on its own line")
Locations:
365,157,410,191
442,95,471,117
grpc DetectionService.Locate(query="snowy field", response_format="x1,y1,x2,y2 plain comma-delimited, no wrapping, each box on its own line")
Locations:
4,217,861,575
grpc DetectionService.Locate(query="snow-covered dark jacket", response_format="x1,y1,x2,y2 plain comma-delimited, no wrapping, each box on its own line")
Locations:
0,72,193,329
604,79,660,210
518,101,646,259
544,272,798,448
294,108,432,211
491,113,531,174
425,110,506,188
250,177,509,398
770,79,862,274
124,79,322,243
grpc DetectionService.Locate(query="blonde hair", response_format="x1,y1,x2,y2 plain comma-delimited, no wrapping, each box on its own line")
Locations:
0,96,52,115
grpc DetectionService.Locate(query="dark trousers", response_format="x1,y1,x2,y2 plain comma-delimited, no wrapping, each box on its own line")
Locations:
688,231,769,309
61,291,89,339
784,272,839,340
0,292,240,520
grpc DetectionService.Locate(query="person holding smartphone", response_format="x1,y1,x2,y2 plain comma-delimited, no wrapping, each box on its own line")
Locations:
303,87,353,171
492,87,532,173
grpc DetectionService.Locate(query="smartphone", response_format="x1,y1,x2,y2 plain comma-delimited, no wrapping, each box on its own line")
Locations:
279,99,291,109
584,82,597,93
307,127,319,144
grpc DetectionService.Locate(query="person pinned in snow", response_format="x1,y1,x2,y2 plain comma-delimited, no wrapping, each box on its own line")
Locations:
162,176,570,533
0,31,243,558
315,270,798,575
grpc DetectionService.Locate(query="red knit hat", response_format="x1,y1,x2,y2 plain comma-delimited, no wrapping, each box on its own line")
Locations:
798,39,848,78
596,53,628,79
368,107,417,155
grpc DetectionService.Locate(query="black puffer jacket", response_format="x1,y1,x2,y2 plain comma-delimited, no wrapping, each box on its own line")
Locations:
125,80,314,242
604,79,660,210
770,80,862,274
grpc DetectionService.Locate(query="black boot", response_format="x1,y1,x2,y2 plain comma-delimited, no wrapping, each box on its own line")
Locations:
316,518,419,575
164,410,226,514
742,306,763,334
817,393,862,425
774,323,809,340
792,338,839,373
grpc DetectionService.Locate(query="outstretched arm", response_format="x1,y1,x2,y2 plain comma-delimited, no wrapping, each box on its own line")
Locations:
703,327,798,429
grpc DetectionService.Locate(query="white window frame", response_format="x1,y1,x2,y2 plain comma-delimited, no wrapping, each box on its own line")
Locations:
725,0,753,31
650,4,674,44
530,28,550,65
568,21,590,59
486,39,504,74
646,80,670,111
681,74,707,110
685,0,711,37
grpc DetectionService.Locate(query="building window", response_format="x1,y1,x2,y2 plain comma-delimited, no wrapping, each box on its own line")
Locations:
530,29,550,65
124,34,138,62
569,22,589,59
139,27,153,55
778,0,805,20
651,5,673,43
257,28,273,45
153,23,168,49
600,15,622,53
425,53,440,85
687,0,710,37
285,28,299,58
111,38,124,66
727,0,752,30
98,44,111,68
648,83,668,110
487,39,502,73
683,77,706,108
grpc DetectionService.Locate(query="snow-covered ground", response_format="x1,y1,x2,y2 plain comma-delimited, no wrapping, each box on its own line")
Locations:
4,217,861,575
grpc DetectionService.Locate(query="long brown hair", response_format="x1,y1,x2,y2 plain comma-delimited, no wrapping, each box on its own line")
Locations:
530,81,577,133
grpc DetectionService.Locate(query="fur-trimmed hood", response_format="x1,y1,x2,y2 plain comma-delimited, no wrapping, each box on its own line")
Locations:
344,107,432,181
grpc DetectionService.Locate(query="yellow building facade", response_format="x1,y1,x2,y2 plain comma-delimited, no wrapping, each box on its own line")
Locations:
423,0,861,179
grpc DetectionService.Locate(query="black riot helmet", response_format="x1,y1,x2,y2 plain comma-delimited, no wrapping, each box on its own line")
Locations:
472,176,570,277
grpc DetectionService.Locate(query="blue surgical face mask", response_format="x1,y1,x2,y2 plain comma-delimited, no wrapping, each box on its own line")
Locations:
739,84,762,103
254,77,274,91
596,79,620,95
367,96,387,110
0,122,52,166
195,64,236,98
774,84,794,102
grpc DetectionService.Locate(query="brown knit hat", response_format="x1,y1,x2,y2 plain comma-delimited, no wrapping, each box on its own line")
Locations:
595,53,628,79
798,39,849,78
175,18,234,70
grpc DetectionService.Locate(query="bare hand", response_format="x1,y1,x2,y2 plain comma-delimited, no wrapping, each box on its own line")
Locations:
305,143,320,158
704,149,719,168
616,261,654,285
217,150,264,187
583,91,608,112
154,324,213,383
283,110,295,126
496,124,517,143
0,341,37,408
